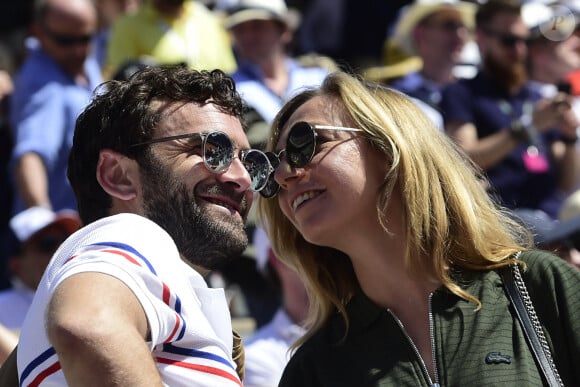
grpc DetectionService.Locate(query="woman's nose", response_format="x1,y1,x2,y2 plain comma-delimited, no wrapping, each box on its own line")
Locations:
274,157,305,191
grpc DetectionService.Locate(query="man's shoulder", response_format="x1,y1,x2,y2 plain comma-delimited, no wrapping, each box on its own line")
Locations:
13,51,62,91
59,214,176,259
80,214,169,241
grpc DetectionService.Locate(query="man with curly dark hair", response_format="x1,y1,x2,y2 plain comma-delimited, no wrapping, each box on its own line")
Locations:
9,65,274,386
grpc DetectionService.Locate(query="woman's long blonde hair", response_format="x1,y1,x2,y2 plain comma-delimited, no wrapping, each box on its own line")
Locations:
258,72,531,346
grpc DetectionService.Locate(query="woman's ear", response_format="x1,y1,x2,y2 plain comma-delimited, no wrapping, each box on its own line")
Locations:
96,150,139,201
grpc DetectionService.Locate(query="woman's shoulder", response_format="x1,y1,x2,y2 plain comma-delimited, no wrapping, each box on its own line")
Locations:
516,249,580,318
519,249,580,285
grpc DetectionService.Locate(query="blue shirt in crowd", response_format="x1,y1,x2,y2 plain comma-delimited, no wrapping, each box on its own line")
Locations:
441,72,563,218
232,58,329,124
9,46,102,213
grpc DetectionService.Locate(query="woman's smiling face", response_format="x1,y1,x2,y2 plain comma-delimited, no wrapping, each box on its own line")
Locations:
273,96,388,248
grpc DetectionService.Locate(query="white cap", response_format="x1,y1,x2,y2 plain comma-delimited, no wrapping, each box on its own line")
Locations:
223,0,299,30
10,206,81,243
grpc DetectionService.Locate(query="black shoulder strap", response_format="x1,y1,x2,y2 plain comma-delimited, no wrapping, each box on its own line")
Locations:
499,263,563,387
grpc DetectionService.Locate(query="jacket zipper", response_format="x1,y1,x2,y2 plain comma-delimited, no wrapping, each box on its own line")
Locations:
387,293,440,387
428,293,440,386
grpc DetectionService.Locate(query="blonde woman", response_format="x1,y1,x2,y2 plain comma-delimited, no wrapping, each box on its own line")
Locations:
258,72,580,386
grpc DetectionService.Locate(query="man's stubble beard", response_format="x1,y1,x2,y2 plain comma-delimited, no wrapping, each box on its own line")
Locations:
140,156,248,271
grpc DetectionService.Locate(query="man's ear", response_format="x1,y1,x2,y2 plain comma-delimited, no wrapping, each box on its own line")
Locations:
96,150,139,201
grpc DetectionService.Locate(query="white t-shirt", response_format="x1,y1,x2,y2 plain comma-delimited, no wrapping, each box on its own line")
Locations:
17,213,241,386
243,308,306,387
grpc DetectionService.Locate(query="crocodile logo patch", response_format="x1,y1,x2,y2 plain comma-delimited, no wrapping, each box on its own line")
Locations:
485,351,512,364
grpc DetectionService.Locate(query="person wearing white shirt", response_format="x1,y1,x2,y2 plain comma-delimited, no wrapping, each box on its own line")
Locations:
243,227,308,387
0,207,80,331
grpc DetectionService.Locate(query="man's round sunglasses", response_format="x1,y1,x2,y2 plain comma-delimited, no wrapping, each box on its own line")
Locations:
130,131,273,192
260,121,362,198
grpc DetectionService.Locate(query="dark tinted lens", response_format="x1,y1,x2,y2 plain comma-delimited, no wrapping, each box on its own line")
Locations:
499,34,527,47
47,29,93,46
286,122,316,167
204,132,234,172
259,152,281,198
259,178,281,198
242,149,270,191
501,36,516,46
59,35,92,46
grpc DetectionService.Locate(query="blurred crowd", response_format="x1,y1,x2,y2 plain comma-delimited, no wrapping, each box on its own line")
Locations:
0,0,579,384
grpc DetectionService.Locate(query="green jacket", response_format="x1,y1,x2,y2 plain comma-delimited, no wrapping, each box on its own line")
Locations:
279,250,580,386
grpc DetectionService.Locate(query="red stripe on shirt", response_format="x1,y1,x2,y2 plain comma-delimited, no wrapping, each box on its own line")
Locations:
162,282,170,304
164,313,181,343
27,362,61,387
156,357,242,387
64,254,78,264
102,249,141,266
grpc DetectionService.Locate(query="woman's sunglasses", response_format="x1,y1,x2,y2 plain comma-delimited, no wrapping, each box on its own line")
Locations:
260,121,362,198
130,130,273,192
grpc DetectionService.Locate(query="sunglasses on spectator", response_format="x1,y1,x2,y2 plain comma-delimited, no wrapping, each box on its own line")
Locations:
42,25,93,47
130,130,273,192
260,121,362,198
483,28,529,47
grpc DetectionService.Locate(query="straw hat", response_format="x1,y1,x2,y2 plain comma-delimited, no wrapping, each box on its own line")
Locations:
392,0,477,56
362,39,423,83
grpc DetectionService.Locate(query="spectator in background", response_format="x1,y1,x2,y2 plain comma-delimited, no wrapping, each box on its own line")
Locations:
0,69,14,292
105,0,237,79
441,0,579,220
220,0,333,282
389,0,478,111
93,0,141,70
9,0,102,214
524,1,580,189
0,206,80,331
222,0,332,150
525,2,580,97
242,227,308,387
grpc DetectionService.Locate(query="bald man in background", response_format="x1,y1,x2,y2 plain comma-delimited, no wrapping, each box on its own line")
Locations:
9,0,102,215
